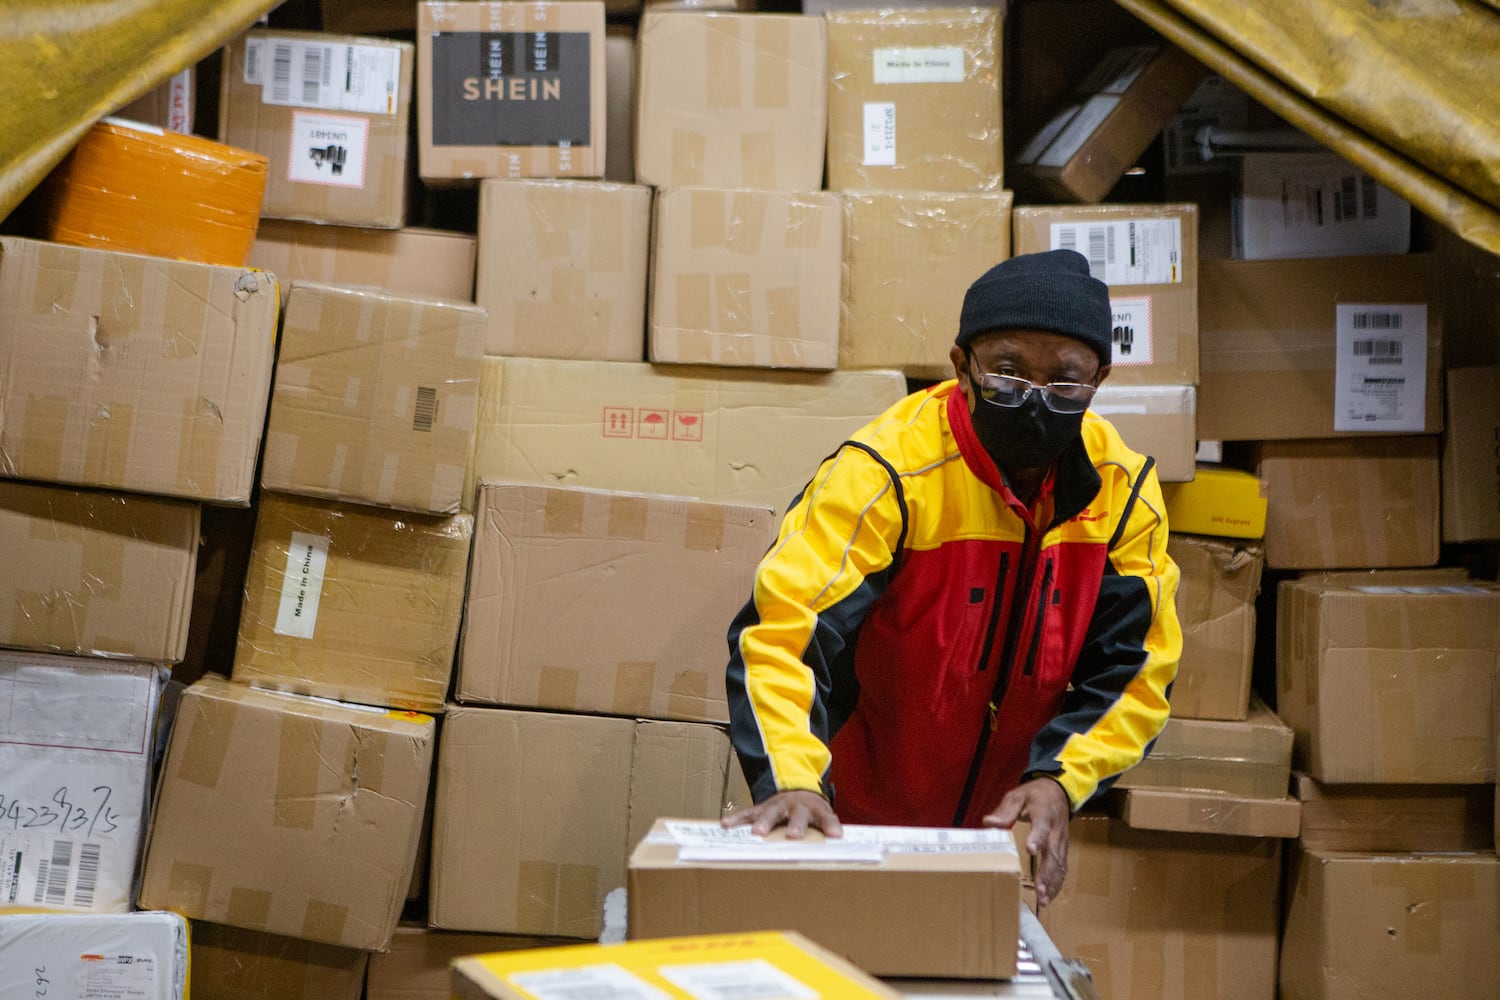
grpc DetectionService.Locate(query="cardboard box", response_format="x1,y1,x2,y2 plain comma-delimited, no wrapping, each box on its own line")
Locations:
1161,465,1268,539
367,925,567,1000
233,493,473,713
262,282,485,514
1091,384,1197,482
1293,773,1495,853
1280,849,1500,1000
1041,815,1280,1000
604,27,635,184
477,179,650,361
0,911,188,999
1165,534,1262,721
1112,787,1300,839
1275,575,1499,784
429,708,731,938
250,220,478,305
221,31,414,228
628,818,1021,978
465,358,908,515
1442,366,1500,542
825,9,1003,192
1014,45,1207,204
840,190,1012,376
1013,204,1199,386
418,3,607,181
0,652,165,914
457,483,775,722
635,12,827,191
1116,698,1292,799
1257,437,1441,569
453,931,900,999
1233,152,1411,260
1198,253,1443,440
115,68,195,133
0,481,198,662
188,921,367,1000
0,237,278,505
649,188,842,370
138,676,434,950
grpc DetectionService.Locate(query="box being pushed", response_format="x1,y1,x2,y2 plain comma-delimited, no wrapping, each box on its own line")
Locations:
627,818,1020,979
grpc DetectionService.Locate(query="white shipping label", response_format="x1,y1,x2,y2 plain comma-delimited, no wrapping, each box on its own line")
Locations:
1050,218,1183,286
0,832,114,911
871,46,966,84
508,964,672,1000
1088,46,1157,95
75,952,160,999
256,38,401,114
1333,304,1428,432
1108,296,1155,366
659,960,818,1000
274,531,330,639
1036,94,1120,168
862,102,897,166
287,112,369,188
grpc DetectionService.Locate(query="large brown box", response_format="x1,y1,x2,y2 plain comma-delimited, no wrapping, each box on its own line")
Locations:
649,188,842,371
0,237,278,505
233,493,473,713
429,708,731,938
1441,366,1500,542
221,30,413,228
635,12,827,192
250,221,477,305
1293,773,1495,853
418,3,607,181
457,482,775,722
1090,384,1197,482
366,925,565,1000
1276,574,1499,784
1112,786,1300,839
825,9,1002,192
188,921,368,1000
138,677,435,951
1116,698,1293,799
1165,533,1262,721
840,190,1012,377
1198,254,1443,440
262,282,485,514
477,179,650,361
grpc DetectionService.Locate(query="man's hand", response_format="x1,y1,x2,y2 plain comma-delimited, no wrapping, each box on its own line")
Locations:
983,777,1071,907
721,789,844,839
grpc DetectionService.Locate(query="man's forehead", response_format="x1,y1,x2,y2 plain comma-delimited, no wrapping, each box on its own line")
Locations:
970,329,1094,363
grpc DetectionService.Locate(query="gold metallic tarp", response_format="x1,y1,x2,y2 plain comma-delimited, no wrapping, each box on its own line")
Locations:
1117,0,1500,255
0,0,276,225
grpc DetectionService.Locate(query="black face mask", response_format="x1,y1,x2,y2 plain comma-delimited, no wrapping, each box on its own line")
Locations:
968,388,1085,475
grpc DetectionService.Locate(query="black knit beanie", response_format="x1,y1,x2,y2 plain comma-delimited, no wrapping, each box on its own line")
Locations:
955,249,1113,365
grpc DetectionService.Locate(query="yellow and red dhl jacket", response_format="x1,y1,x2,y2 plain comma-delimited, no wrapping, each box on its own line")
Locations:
727,380,1182,827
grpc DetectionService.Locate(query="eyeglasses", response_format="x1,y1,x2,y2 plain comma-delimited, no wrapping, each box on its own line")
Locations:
967,358,1097,415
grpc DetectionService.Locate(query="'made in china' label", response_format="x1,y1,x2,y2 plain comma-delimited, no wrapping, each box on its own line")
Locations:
429,31,592,147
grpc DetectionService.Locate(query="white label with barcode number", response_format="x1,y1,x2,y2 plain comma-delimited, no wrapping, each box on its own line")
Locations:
658,960,818,999
255,37,400,115
0,833,108,911
274,532,330,639
507,963,672,1000
1050,219,1182,286
75,951,160,999
1334,303,1427,431
862,102,897,166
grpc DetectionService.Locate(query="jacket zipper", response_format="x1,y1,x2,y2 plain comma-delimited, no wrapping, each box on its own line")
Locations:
973,552,1011,672
1021,558,1054,678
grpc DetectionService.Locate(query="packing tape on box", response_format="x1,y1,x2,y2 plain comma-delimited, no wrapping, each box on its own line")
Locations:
742,133,776,188
227,886,273,929
755,18,791,110
167,861,214,915
178,692,234,788
684,507,726,552
605,495,650,540
727,193,767,254
516,860,599,932
544,490,587,535
276,712,328,830
706,22,741,111
303,898,350,944
666,671,713,719
540,666,579,707
614,662,657,714
671,132,707,186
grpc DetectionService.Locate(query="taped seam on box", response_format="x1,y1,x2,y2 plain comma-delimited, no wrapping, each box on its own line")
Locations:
177,690,234,788
544,489,587,535
304,898,350,945
606,494,649,540
275,711,325,830
614,661,656,714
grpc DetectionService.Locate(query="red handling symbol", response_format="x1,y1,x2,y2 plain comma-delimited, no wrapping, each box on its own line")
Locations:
639,409,670,440
602,407,634,438
673,411,704,442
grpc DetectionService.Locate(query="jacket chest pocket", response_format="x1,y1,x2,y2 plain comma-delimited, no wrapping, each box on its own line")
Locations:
1020,559,1070,695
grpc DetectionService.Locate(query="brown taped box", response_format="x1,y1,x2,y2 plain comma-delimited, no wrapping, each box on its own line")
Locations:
1111,787,1299,839
635,12,827,192
367,925,568,1000
1116,697,1292,799
0,481,198,662
1276,574,1500,785
840,190,1012,377
465,358,907,516
0,237,278,505
187,921,367,1000
261,282,485,514
114,68,194,133
1293,773,1495,853
1256,436,1441,569
457,482,775,722
1090,384,1196,482
233,492,472,713
825,9,1003,192
428,707,731,938
1013,204,1199,386
250,220,477,306
1198,253,1443,440
1165,534,1262,721
1279,849,1500,1000
1442,366,1500,542
220,31,414,228
628,818,1021,979
650,188,842,371
138,676,434,951
418,3,606,182
477,179,650,361
322,0,642,34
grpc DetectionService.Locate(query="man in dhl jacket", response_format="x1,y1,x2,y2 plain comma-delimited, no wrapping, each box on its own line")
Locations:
724,249,1181,905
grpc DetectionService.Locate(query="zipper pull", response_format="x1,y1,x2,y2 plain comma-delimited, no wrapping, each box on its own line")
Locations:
988,701,999,733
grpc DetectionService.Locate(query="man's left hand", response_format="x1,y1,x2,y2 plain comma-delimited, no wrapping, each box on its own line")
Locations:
982,777,1071,907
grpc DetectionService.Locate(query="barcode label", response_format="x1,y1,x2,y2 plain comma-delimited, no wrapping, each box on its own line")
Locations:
1056,225,1113,282
40,839,72,906
1362,174,1378,219
1352,312,1403,331
413,386,438,432
1050,219,1182,286
73,842,101,908
1334,303,1427,432
271,42,293,103
244,39,263,85
301,45,329,104
256,38,402,115
508,964,671,1000
1353,338,1402,364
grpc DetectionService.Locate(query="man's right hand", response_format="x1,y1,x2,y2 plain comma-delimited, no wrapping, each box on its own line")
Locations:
721,789,844,839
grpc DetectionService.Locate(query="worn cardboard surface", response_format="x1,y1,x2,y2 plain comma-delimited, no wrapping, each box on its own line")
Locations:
477,179,649,361
367,925,567,1000
262,282,485,514
458,482,774,722
0,912,187,1000
1275,575,1499,784
840,190,1012,376
465,358,907,516
234,492,473,712
429,709,730,938
1118,697,1291,799
1091,384,1196,482
1112,787,1300,839
1161,465,1268,539
1293,773,1495,853
635,12,827,191
650,187,842,370
0,237,278,505
0,481,198,662
1279,849,1500,1000
188,921,368,1000
1233,152,1411,260
1442,366,1500,542
250,221,477,306
825,9,1002,192
1165,534,1262,721
138,676,434,950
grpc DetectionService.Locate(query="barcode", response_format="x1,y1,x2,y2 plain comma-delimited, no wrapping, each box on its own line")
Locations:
1362,174,1379,219
1335,175,1357,223
245,42,260,84
72,843,101,908
272,43,293,103
413,386,437,432
301,46,323,103
1087,226,1109,281
1352,313,1403,331
1353,339,1403,367
42,840,72,907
